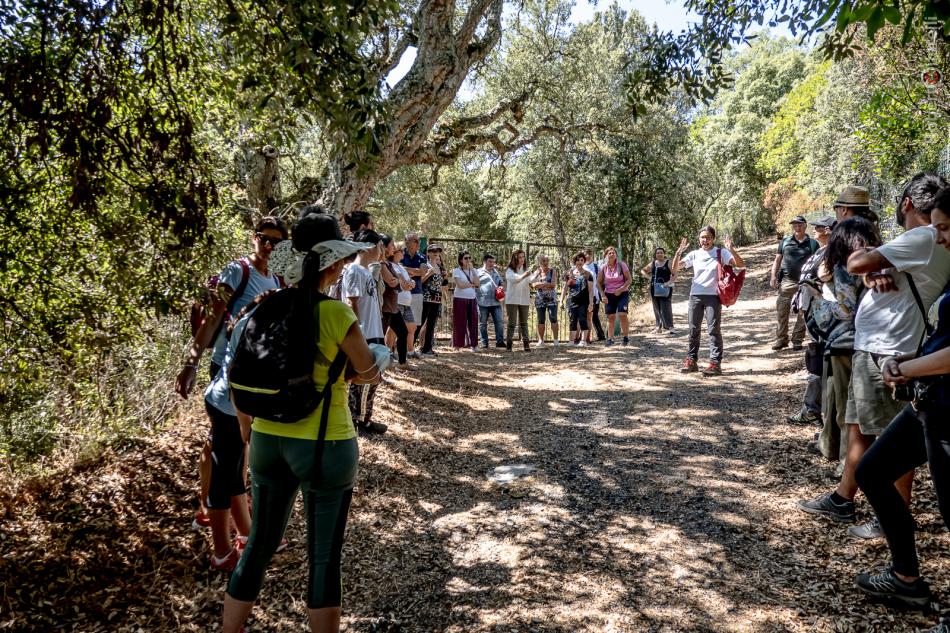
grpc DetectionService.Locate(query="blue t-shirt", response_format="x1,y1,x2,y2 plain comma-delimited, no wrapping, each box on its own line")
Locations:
204,312,251,416
210,260,281,365
400,250,428,294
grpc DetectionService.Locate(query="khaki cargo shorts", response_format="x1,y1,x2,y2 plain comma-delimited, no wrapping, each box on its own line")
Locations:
845,350,904,436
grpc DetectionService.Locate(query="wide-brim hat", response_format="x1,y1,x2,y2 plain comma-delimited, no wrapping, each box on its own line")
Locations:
835,185,870,207
426,243,444,252
271,214,374,283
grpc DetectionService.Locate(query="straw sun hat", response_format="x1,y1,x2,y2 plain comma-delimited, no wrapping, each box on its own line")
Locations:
834,185,871,207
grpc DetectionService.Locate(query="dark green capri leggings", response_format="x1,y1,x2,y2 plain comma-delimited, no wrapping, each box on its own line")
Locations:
228,432,358,609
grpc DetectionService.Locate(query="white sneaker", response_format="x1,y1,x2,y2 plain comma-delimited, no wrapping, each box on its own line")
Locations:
537,340,545,347
579,340,588,347
552,340,559,347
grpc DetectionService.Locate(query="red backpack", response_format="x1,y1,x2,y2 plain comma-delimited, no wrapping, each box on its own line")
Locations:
716,248,745,307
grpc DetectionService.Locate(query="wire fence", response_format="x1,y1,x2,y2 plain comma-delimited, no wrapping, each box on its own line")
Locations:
422,238,633,343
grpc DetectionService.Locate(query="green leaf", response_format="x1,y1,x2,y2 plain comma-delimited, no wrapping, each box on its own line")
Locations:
866,6,885,38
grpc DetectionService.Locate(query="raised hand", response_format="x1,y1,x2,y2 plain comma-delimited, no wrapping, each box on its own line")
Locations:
724,237,735,251
677,237,689,253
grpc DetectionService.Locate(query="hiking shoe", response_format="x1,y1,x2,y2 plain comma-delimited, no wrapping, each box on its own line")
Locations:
605,338,615,347
192,510,211,530
797,492,856,522
622,336,630,346
701,362,722,377
792,343,805,351
788,410,821,425
357,421,388,435
235,535,288,554
855,567,931,608
849,517,884,540
771,342,789,350
667,329,677,336
495,341,507,348
680,359,698,373
420,349,437,356
210,548,241,572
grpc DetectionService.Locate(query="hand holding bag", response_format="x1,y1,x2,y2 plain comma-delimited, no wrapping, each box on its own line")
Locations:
652,263,672,298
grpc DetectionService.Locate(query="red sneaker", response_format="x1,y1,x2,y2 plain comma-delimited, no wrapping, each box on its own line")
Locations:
192,510,211,530
680,359,698,373
702,362,722,377
234,535,288,554
210,548,240,572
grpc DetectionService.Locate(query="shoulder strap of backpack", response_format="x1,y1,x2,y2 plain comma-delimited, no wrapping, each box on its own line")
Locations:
716,248,722,264
226,258,251,316
311,349,348,484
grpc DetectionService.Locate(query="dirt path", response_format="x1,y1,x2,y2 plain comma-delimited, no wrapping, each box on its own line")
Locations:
2,241,948,632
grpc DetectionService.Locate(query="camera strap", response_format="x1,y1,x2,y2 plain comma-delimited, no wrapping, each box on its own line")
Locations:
906,272,934,357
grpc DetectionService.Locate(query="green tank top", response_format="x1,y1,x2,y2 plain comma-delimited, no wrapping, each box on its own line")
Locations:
252,299,358,441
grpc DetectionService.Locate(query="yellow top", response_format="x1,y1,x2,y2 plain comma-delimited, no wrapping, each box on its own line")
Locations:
252,300,358,441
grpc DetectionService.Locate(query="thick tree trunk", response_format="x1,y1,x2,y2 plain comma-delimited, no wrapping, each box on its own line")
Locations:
239,145,281,220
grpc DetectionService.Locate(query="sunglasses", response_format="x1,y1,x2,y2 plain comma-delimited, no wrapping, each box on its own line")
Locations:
462,256,471,260
256,233,284,247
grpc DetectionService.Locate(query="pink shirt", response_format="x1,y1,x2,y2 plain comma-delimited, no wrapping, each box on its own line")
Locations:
602,261,629,294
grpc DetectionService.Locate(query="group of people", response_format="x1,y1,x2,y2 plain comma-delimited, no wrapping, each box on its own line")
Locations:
168,175,950,631
776,178,950,632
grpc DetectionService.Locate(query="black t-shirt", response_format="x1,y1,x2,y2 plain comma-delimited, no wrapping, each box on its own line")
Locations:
566,269,592,308
650,260,672,296
778,235,819,282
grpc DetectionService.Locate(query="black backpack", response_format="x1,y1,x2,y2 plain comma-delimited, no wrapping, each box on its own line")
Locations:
229,288,347,425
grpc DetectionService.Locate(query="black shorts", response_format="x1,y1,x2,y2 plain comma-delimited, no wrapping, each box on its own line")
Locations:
204,402,247,510
604,291,630,315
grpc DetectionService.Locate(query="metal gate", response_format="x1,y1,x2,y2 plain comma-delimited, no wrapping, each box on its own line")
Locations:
422,238,618,343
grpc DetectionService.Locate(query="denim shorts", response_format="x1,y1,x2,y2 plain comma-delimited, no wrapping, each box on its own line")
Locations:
604,291,630,315
536,303,558,324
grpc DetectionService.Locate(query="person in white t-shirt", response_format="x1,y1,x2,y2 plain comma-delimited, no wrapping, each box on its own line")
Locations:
344,229,387,435
452,250,480,350
799,173,950,541
671,225,744,376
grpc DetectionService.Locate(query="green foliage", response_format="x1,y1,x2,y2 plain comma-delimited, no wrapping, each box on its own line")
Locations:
692,37,811,238
628,0,950,116
758,60,832,181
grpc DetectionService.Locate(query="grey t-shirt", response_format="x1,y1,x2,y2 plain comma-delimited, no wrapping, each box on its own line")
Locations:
211,260,280,366
344,263,384,340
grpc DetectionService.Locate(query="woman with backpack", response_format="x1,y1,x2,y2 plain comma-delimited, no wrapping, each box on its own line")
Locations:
851,194,950,626
597,246,632,347
222,209,382,633
670,226,744,376
640,247,675,335
175,216,287,536
806,217,880,465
